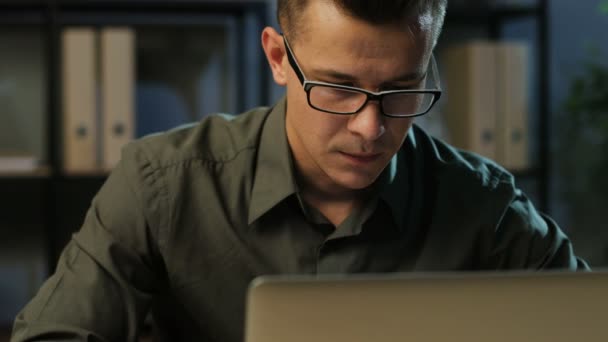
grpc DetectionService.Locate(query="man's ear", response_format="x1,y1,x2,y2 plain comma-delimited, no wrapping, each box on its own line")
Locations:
261,27,288,86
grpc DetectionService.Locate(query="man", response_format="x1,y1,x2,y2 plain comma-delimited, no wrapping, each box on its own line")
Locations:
12,0,588,341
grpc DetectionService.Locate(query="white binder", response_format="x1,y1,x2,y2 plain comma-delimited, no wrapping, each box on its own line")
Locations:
496,42,530,171
443,41,498,160
61,28,98,174
100,27,135,171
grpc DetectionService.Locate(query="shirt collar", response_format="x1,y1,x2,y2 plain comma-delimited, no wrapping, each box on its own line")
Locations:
376,127,416,232
248,97,298,225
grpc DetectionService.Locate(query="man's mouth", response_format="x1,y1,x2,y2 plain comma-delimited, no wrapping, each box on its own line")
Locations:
339,151,382,164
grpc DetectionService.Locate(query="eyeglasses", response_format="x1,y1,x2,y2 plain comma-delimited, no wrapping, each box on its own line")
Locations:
283,36,442,118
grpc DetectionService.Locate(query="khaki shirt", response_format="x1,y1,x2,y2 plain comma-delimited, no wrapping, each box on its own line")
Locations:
12,98,588,342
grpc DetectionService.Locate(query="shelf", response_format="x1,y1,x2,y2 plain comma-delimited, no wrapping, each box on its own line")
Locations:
492,6,543,18
0,10,45,25
0,166,51,179
510,168,540,179
446,4,542,26
442,1,550,212
59,171,110,180
0,0,47,8
0,1,267,26
0,0,46,24
55,0,267,13
0,168,113,180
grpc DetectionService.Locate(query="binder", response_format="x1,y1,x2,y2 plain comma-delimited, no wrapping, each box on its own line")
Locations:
61,28,98,174
496,42,529,171
443,41,498,160
100,28,135,171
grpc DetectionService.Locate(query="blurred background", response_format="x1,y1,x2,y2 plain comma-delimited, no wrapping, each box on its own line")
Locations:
0,0,607,339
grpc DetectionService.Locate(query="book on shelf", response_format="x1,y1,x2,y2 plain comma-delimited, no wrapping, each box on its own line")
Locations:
441,40,530,171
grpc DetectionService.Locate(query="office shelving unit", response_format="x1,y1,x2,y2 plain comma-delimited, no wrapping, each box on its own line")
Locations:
0,0,269,273
442,0,550,212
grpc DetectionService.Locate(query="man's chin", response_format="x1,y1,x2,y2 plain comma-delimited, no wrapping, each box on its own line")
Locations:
332,170,380,191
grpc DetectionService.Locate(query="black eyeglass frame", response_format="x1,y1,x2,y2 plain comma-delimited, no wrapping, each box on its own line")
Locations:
283,36,442,118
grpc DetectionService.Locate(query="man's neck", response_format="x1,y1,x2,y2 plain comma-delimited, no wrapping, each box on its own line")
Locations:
296,171,371,227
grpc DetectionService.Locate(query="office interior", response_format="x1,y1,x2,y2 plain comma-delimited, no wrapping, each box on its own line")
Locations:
1,0,607,340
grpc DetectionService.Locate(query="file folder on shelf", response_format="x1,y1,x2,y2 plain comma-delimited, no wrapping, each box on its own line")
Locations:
443,41,498,161
101,28,135,171
442,41,530,171
61,28,98,174
496,42,530,171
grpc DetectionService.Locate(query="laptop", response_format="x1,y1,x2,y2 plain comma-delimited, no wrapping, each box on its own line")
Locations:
244,271,607,342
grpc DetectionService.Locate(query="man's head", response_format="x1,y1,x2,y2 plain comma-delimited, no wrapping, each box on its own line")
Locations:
277,0,447,48
262,0,445,198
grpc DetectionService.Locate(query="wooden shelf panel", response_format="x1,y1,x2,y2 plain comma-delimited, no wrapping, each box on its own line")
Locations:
55,0,267,13
0,166,51,179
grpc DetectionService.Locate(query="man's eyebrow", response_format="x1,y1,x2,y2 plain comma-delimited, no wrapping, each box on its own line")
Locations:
310,68,425,84
309,68,357,82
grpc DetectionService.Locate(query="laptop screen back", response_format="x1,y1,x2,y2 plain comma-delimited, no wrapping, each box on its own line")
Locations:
244,271,607,342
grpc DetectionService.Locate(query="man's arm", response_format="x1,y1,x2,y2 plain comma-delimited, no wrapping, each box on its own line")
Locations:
11,146,167,342
485,189,590,270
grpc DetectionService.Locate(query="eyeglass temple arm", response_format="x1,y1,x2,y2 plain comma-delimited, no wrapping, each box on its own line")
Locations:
282,36,306,85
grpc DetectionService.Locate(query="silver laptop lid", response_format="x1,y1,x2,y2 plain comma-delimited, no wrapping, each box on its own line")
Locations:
245,271,607,342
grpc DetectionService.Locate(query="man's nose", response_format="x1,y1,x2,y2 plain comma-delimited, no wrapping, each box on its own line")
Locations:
346,100,386,141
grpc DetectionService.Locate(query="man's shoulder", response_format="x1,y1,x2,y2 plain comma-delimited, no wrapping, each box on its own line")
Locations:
411,124,516,195
410,125,520,244
123,105,272,170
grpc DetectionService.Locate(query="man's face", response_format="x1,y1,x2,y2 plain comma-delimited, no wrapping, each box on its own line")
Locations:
275,2,433,194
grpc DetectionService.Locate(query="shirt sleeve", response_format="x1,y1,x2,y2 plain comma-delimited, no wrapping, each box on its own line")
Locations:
11,144,167,342
486,189,590,270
